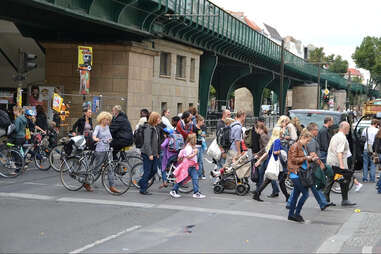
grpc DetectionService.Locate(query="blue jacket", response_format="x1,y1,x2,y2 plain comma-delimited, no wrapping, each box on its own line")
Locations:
14,115,27,139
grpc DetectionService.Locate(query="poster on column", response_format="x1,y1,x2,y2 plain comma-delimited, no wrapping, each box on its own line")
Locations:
79,70,90,95
78,46,93,70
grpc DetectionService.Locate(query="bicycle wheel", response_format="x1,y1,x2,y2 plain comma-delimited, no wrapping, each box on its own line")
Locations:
178,181,194,193
0,149,24,178
34,147,51,171
60,157,85,191
49,144,64,172
131,162,155,189
102,162,132,195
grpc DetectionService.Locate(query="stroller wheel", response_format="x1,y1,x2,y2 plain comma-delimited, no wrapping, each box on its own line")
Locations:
244,183,250,195
213,184,224,194
236,184,247,196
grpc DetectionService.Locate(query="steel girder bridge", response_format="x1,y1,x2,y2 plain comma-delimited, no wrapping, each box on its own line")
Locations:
0,0,371,116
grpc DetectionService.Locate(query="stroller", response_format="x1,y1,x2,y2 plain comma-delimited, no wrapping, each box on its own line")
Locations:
211,152,252,196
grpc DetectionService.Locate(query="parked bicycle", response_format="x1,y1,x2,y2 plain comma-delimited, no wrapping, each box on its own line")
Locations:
59,137,132,195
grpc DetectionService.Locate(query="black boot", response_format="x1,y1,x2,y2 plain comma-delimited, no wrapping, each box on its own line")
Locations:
252,191,263,202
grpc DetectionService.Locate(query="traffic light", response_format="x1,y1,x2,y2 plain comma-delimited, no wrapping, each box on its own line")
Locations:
323,95,329,103
22,52,37,73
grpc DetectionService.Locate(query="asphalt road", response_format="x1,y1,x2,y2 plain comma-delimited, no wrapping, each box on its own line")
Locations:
1,157,381,253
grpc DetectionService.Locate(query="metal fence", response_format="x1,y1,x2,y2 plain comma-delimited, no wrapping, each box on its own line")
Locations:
205,115,279,137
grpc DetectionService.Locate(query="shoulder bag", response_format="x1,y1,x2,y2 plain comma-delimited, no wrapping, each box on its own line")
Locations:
264,147,280,180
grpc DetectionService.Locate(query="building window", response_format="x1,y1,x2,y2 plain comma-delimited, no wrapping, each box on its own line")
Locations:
177,103,183,115
161,102,167,113
160,52,171,76
176,55,186,79
190,58,195,82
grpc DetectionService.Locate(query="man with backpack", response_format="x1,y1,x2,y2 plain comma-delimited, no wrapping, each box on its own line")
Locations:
110,105,133,157
224,111,246,167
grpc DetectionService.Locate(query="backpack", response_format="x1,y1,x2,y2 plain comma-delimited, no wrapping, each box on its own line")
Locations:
0,110,11,129
168,133,185,152
134,124,147,149
216,123,240,150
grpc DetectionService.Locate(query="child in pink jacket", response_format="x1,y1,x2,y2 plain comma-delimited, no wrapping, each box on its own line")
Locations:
170,134,206,199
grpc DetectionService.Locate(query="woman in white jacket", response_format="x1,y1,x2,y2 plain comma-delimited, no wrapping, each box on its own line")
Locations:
161,109,174,130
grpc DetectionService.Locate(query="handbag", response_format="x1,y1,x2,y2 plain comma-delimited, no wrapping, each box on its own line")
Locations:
264,153,280,180
250,160,259,183
206,138,221,161
298,167,314,187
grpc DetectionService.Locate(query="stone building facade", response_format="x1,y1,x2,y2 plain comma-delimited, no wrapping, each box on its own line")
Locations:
146,39,203,117
43,39,202,130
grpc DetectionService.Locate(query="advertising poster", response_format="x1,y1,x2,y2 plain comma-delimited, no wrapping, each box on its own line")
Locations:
17,88,23,107
79,70,90,95
92,96,100,113
52,93,63,112
78,46,93,70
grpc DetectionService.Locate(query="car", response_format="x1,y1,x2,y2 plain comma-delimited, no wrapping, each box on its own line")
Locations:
289,109,362,171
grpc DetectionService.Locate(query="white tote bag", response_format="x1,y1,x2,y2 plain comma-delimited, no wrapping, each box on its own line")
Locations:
264,153,280,180
207,138,222,161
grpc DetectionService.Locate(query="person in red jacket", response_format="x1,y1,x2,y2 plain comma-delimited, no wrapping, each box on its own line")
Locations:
176,111,194,140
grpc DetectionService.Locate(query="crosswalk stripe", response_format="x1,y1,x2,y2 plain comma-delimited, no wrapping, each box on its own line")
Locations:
0,192,287,221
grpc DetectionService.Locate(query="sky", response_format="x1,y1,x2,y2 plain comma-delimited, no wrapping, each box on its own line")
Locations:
210,0,381,71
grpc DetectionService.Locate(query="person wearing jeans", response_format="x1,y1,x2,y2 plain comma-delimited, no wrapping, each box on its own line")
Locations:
287,129,315,222
172,166,199,194
139,112,161,195
361,119,379,182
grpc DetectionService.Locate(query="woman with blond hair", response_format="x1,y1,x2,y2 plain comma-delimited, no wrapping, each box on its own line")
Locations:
253,126,289,202
83,111,119,193
139,112,161,195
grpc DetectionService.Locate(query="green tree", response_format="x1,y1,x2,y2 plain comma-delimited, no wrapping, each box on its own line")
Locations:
308,47,325,64
309,48,349,76
352,36,381,89
327,55,348,77
209,85,216,97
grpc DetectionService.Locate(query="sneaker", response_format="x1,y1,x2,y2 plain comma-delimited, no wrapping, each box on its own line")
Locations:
201,176,207,180
193,192,206,199
210,170,221,177
170,190,181,198
355,183,363,192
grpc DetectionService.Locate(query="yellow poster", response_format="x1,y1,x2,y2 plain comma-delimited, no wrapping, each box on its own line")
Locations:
78,46,93,70
17,88,22,107
52,93,63,112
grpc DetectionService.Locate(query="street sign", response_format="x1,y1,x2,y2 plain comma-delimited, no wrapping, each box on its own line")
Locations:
324,89,329,95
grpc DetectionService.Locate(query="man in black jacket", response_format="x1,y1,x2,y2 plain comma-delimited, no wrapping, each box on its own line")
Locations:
110,105,133,157
317,116,333,164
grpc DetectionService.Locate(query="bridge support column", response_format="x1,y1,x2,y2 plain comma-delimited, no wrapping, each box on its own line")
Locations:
199,54,218,117
245,74,276,116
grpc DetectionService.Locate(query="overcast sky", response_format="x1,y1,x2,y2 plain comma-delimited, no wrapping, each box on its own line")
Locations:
210,0,381,69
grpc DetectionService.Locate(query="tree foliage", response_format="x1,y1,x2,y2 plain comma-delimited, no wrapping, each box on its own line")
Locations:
308,48,348,76
352,36,381,88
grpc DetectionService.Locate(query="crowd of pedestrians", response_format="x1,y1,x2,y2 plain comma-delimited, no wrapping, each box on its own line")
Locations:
3,103,381,223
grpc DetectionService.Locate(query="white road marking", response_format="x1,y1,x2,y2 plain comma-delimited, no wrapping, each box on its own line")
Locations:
0,192,53,200
23,182,48,186
69,225,141,254
57,197,155,209
0,180,16,184
0,192,287,221
362,246,373,254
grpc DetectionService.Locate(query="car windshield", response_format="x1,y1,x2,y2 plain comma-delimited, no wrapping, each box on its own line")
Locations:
289,112,342,129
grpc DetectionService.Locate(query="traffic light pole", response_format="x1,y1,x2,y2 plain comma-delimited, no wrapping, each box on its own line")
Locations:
279,40,285,115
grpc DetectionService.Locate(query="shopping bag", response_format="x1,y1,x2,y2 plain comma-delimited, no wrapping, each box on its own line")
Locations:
264,154,280,180
206,138,221,161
